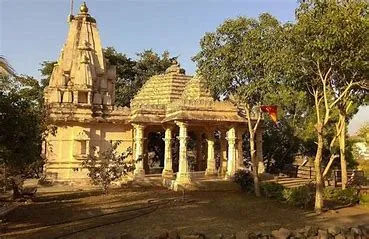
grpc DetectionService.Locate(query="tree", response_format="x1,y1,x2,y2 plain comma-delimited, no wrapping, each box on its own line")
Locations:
357,122,369,142
0,74,52,179
287,0,369,211
262,85,316,172
194,13,285,197
104,48,173,107
39,61,57,89
81,142,133,192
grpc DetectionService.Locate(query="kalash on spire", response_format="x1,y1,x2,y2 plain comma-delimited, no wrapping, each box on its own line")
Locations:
44,1,117,119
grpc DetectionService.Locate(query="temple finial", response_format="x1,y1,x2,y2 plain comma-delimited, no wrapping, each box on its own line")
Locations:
80,1,89,14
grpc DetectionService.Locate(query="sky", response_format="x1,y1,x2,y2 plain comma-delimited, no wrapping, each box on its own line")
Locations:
0,0,368,134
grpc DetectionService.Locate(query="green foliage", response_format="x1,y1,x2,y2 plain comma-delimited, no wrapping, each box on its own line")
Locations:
233,170,254,192
0,75,53,178
81,141,133,192
357,122,369,143
357,160,369,175
359,194,369,206
104,47,173,107
282,184,315,208
260,182,285,200
323,187,359,205
193,13,284,105
39,61,57,89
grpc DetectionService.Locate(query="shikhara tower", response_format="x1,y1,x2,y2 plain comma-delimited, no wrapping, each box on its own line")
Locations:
44,2,115,116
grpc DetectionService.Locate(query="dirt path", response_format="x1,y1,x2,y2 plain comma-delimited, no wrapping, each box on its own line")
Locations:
1,186,369,239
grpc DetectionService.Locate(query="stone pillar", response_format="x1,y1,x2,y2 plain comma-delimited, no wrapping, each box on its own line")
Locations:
205,129,217,176
162,127,173,178
174,121,191,188
220,132,228,175
133,124,145,178
196,132,203,171
226,127,237,178
236,130,244,169
256,128,265,174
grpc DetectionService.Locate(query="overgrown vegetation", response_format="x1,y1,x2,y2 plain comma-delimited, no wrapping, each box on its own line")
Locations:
233,170,254,193
323,187,359,205
196,0,369,211
81,142,133,192
234,170,360,209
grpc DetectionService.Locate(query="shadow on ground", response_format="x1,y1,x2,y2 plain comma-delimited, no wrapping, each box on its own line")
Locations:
1,186,369,239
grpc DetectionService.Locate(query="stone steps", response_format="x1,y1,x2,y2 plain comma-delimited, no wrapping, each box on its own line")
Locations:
131,173,240,192
274,177,314,188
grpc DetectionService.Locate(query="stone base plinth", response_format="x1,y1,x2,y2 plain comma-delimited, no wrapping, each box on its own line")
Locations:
162,169,174,178
133,168,145,179
173,172,191,191
205,168,217,176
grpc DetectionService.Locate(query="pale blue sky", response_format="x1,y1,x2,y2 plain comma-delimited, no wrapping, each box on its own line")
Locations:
0,0,367,134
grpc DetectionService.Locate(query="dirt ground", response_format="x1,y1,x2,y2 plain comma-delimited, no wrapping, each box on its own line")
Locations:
1,185,369,239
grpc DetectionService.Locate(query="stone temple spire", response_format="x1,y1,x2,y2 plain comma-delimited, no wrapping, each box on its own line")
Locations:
44,1,116,115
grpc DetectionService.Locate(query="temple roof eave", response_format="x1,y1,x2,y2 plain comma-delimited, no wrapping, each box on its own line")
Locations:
161,110,251,124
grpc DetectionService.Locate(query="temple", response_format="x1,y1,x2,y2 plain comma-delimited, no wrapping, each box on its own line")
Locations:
43,2,264,190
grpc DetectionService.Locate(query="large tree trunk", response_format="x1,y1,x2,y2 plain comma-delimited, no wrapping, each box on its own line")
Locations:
314,124,324,213
245,105,261,197
339,114,347,189
250,133,261,197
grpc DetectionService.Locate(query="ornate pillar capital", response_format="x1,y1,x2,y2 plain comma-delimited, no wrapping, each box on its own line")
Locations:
132,123,145,131
175,121,188,128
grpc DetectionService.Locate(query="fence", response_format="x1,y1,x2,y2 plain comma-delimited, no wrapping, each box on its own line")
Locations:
282,164,366,187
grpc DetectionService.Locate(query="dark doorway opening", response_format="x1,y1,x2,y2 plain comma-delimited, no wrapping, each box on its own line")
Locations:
146,131,165,174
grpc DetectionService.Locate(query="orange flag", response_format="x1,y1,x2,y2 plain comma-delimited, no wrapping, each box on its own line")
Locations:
260,105,278,124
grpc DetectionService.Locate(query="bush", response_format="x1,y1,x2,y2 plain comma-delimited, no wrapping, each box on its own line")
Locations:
282,184,315,208
261,182,285,200
323,187,359,205
359,194,369,207
233,170,254,192
82,141,133,193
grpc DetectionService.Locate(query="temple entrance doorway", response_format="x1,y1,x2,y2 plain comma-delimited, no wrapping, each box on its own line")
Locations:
145,131,165,174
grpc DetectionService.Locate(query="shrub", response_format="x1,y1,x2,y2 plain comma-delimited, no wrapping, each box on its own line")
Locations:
82,141,133,193
233,170,254,192
359,194,369,207
323,187,359,205
261,182,285,200
357,160,369,175
282,184,315,208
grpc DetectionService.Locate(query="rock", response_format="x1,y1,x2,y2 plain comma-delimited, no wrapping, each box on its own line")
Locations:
215,234,224,239
317,229,329,239
327,227,341,236
358,224,369,236
334,234,345,239
271,228,291,239
235,231,248,239
350,227,362,236
343,232,355,239
305,226,319,237
254,231,262,237
247,232,257,239
294,232,306,239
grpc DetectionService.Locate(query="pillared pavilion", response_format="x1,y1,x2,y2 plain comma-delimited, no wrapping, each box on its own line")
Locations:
43,2,264,190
